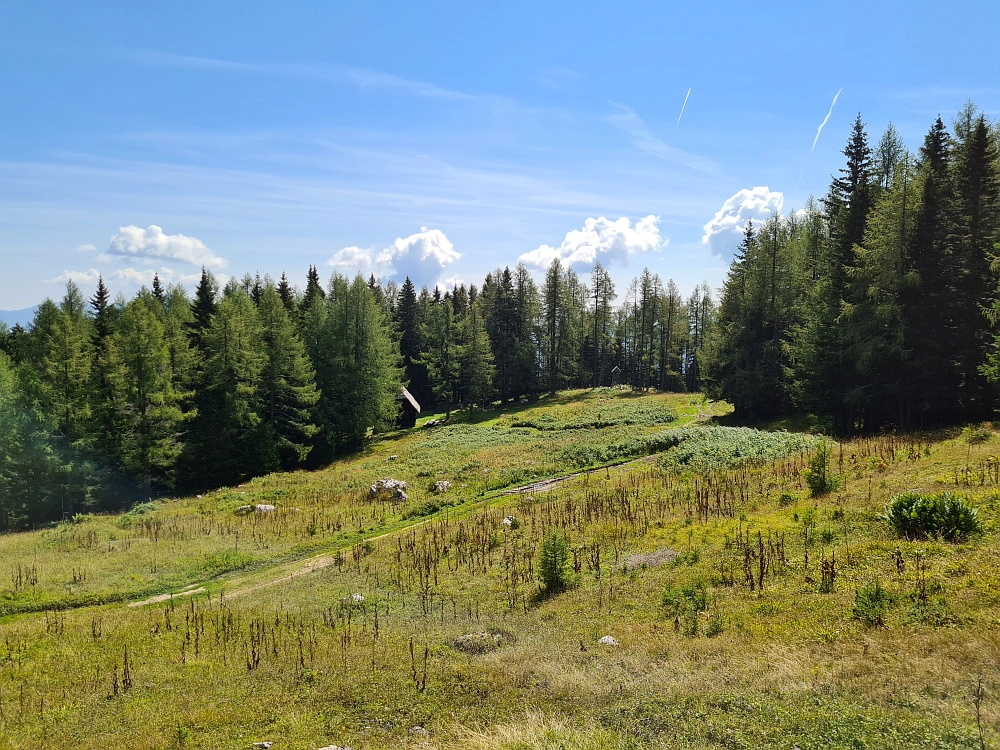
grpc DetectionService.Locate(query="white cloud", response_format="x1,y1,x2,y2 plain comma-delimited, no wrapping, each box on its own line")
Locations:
45,268,101,284
327,246,374,274
519,215,663,270
76,243,96,253
327,227,461,289
437,276,464,292
702,187,784,258
103,225,227,269
606,104,716,173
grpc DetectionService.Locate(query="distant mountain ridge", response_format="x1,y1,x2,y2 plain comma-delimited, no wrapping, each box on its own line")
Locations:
0,306,39,328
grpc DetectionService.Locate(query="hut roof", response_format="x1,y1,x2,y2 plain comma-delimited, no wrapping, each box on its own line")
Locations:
397,387,421,413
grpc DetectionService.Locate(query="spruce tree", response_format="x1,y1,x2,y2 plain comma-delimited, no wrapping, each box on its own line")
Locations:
394,277,430,406
190,268,219,345
151,273,165,304
110,296,188,489
183,289,266,486
277,272,297,313
257,285,319,468
459,297,495,414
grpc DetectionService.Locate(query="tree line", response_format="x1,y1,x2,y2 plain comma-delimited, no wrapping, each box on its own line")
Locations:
0,255,713,527
702,103,1000,435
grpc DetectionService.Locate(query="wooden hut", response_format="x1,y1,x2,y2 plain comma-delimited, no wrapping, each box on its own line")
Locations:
611,365,621,387
396,387,421,428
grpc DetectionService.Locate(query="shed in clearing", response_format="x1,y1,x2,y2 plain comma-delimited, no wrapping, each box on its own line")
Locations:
397,387,421,428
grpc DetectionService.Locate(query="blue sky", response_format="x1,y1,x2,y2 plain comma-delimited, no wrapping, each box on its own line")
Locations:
1,0,998,310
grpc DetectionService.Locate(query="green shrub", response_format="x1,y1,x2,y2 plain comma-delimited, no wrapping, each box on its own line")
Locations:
853,578,893,628
704,610,724,637
883,492,980,541
803,441,840,496
661,581,709,616
538,532,571,593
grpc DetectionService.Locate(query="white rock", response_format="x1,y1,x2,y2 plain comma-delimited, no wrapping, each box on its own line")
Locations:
434,480,452,494
369,478,408,501
502,517,514,527
254,504,276,514
410,726,428,736
598,635,619,647
252,743,273,749
388,454,398,461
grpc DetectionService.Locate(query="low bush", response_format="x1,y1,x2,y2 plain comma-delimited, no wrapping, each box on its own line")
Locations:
853,578,893,628
883,491,980,541
661,581,709,616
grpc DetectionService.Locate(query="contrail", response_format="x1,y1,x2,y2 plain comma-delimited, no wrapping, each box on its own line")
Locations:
811,87,843,153
676,87,691,126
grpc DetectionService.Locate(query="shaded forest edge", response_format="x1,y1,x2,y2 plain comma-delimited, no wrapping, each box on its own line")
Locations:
1,102,998,528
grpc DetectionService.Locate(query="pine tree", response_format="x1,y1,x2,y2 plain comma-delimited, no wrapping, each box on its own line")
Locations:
109,295,189,489
277,272,297,313
257,285,319,468
41,282,93,438
422,294,460,419
395,277,430,405
90,276,114,344
316,275,402,451
951,107,999,418
459,297,495,414
485,268,518,402
190,268,219,346
303,265,325,308
183,289,266,486
151,273,165,304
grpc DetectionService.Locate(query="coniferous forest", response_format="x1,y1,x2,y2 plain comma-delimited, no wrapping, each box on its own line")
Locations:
1,104,997,529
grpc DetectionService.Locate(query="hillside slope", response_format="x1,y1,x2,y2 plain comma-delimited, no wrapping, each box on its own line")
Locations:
0,392,997,749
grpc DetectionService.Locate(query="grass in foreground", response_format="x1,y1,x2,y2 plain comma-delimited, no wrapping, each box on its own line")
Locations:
0,395,998,748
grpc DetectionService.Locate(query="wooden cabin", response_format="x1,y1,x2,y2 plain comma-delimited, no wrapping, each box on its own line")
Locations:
396,387,421,428
611,365,621,387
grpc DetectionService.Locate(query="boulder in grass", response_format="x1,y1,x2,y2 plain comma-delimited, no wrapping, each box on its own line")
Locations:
252,743,273,749
598,635,619,646
434,480,452,494
235,505,254,515
316,746,352,750
369,478,408,502
254,504,276,514
453,629,515,654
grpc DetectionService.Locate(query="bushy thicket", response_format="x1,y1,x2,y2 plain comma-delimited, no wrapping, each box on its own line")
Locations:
883,491,980,541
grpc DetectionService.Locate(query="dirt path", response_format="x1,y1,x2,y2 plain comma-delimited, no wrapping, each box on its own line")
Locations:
129,403,721,607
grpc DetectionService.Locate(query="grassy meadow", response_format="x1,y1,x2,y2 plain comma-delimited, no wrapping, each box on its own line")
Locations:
0,390,998,748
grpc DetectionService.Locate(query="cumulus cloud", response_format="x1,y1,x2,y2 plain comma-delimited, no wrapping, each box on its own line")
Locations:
46,268,101,284
327,228,461,289
328,246,375,274
702,187,784,258
76,243,96,253
519,216,663,270
102,225,227,269
437,276,464,293
46,266,212,290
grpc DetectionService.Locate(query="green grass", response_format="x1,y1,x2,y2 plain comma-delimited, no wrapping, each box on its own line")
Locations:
0,393,997,748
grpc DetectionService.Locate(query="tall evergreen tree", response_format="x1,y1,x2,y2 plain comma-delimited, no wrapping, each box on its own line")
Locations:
257,285,319,468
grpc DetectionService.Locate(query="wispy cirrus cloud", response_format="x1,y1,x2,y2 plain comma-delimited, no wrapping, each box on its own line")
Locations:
123,49,480,102
606,104,716,173
812,88,843,153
